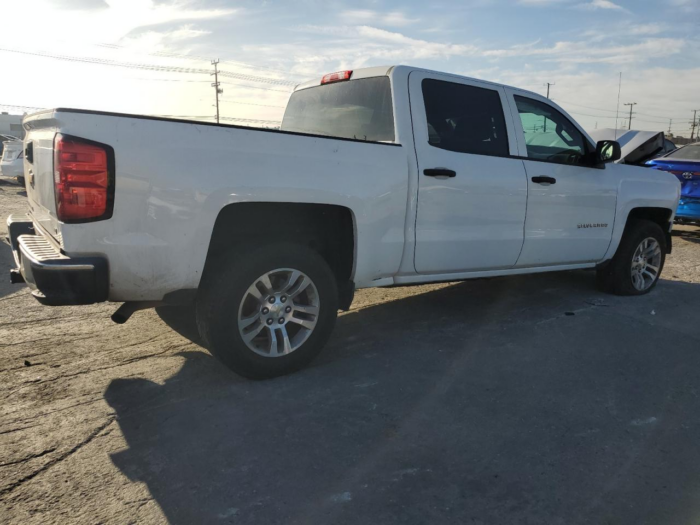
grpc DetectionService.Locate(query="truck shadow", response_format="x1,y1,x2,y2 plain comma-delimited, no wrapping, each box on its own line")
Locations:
673,225,700,245
106,274,700,525
0,240,23,299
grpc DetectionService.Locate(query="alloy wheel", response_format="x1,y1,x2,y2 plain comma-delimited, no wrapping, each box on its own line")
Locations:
237,268,320,357
630,237,662,291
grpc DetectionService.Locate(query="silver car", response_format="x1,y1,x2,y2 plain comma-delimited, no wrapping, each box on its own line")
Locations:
0,140,24,185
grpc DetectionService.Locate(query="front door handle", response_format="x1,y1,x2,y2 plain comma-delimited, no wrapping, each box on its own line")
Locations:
424,168,456,178
531,176,556,185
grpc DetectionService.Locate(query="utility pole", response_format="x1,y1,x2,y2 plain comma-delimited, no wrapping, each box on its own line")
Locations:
668,119,672,135
545,82,555,99
614,72,622,139
211,59,223,124
691,110,698,141
542,82,555,132
624,102,637,130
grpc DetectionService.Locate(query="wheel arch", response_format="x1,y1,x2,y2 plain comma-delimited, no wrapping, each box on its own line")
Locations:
605,205,674,261
201,202,357,309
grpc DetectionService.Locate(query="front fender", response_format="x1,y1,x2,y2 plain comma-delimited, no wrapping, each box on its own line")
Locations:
602,175,680,261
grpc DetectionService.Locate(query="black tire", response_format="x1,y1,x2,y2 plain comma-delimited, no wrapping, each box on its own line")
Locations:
596,219,666,296
196,242,338,379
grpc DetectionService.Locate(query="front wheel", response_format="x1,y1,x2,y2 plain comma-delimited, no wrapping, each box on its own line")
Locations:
596,220,666,296
196,243,339,379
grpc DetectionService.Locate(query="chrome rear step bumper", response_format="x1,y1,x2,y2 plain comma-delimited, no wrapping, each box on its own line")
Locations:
7,214,108,306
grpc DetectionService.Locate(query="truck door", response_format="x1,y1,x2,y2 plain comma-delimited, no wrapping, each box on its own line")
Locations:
409,71,528,274
505,90,617,266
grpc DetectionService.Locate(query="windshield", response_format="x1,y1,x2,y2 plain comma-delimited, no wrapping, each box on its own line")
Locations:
281,77,395,142
666,144,700,160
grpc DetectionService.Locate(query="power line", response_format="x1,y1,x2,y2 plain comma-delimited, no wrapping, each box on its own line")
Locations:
0,103,44,111
220,99,286,109
219,116,281,125
122,77,210,83
95,42,298,77
0,46,297,87
219,81,292,93
555,98,690,122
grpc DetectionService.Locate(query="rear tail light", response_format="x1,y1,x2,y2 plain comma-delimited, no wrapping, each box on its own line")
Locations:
54,134,114,223
321,70,353,84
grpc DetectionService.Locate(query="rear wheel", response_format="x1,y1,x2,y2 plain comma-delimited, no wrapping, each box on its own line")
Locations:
196,243,338,379
596,220,666,296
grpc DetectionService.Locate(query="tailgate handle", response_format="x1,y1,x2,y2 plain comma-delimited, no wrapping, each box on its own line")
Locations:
25,142,33,164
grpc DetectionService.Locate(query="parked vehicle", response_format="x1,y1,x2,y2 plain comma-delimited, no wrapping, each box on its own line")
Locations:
646,142,700,224
7,65,680,378
0,140,25,185
588,129,675,165
0,134,19,159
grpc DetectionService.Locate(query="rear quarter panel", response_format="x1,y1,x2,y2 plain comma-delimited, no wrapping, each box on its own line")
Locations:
35,111,409,301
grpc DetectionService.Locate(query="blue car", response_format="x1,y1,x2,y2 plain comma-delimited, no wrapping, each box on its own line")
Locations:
646,142,700,223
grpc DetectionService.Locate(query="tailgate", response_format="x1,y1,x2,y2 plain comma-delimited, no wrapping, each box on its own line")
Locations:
22,112,61,243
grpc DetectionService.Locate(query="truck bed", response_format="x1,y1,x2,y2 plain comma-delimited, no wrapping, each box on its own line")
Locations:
20,108,409,301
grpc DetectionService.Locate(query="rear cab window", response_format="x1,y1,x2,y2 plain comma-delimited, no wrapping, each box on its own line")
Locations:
281,76,395,142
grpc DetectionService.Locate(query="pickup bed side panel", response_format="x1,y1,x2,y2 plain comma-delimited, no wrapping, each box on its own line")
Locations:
44,112,409,301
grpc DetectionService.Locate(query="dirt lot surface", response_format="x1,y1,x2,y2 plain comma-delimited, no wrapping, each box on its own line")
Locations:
2,179,700,524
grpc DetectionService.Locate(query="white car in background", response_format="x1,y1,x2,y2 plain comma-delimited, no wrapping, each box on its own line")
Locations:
0,140,24,185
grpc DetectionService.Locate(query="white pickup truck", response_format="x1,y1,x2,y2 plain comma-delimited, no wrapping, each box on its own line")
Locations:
7,65,680,378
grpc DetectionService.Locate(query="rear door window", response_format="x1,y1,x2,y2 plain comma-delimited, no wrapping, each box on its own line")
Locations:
281,77,394,142
421,79,509,157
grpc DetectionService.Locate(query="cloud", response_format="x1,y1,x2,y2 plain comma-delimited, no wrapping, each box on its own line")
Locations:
626,23,666,35
518,0,569,5
54,0,108,8
355,26,479,58
484,37,685,63
116,24,211,53
341,10,417,27
670,0,699,12
576,0,626,10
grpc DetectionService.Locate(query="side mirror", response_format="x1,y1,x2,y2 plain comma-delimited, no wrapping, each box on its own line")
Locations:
596,140,621,164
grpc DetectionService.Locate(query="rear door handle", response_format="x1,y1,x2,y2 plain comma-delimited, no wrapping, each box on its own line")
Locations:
531,176,556,184
424,168,456,178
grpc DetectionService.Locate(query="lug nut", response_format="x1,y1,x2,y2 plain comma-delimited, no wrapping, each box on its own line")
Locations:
280,296,287,303
285,306,292,313
267,319,274,325
268,297,275,304
262,307,269,315
278,318,285,324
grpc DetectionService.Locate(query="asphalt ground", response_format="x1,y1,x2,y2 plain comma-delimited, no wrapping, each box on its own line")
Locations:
2,179,700,524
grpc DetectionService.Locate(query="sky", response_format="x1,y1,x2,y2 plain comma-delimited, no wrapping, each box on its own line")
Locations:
0,0,698,135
